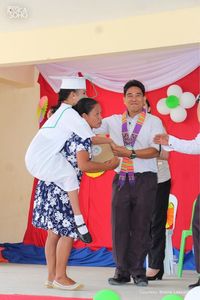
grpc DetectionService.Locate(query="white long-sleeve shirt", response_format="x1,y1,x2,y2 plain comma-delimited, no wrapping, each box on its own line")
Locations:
163,133,200,154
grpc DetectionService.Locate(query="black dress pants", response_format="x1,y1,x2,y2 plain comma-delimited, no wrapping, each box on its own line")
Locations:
111,172,157,277
148,179,171,269
193,195,200,273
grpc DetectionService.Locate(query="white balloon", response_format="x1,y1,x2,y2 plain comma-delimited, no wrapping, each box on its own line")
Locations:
157,98,170,115
170,106,187,123
180,92,196,108
167,85,182,97
184,286,200,300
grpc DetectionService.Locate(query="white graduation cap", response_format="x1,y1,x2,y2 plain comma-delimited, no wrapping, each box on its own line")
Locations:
50,76,86,90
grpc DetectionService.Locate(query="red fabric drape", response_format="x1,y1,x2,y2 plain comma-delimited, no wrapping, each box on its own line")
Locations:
23,69,200,251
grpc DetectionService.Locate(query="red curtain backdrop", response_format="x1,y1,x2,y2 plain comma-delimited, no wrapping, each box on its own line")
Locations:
23,68,200,251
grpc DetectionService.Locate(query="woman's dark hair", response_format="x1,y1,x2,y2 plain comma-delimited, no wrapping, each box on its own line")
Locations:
123,79,145,96
146,99,150,108
73,97,98,116
145,99,151,113
50,89,76,114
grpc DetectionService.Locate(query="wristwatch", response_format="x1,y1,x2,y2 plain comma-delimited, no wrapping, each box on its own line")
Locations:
130,149,137,159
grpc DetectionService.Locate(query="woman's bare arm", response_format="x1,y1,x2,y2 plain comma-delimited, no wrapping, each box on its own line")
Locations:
77,150,119,172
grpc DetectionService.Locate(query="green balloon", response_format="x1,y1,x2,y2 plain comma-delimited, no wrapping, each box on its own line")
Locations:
166,95,180,108
162,295,184,300
93,289,121,300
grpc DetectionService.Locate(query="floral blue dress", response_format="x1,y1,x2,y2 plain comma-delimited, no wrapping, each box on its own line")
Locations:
32,133,92,239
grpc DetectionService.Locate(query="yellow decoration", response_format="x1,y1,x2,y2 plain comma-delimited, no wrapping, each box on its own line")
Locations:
166,202,174,229
86,171,104,178
37,96,48,123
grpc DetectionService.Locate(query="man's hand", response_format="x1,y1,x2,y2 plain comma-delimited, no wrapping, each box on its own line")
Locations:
111,144,131,157
154,134,169,146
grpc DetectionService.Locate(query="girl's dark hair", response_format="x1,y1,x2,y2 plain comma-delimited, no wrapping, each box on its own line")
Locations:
123,79,145,96
50,89,76,113
73,97,98,115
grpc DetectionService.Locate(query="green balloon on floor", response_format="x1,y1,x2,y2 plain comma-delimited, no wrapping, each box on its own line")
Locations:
161,295,184,300
93,289,121,300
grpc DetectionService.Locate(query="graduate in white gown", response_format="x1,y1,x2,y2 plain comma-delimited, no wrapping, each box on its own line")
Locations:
25,77,95,243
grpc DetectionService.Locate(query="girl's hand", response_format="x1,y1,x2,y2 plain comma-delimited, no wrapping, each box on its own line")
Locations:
105,156,120,169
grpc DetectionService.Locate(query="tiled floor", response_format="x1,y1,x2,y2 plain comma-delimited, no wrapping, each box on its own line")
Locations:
0,263,197,300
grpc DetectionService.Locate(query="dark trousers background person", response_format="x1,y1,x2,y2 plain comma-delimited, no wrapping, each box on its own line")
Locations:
111,172,157,279
147,179,171,279
189,194,200,289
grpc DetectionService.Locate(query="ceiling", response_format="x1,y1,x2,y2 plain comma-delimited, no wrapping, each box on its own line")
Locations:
0,0,200,32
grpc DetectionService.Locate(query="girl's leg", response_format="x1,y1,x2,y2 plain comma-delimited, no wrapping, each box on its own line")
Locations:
68,190,81,215
45,230,60,282
68,190,92,243
54,236,76,285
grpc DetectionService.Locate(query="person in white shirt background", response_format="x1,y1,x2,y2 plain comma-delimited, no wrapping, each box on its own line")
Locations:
154,95,200,289
145,100,171,281
95,79,165,287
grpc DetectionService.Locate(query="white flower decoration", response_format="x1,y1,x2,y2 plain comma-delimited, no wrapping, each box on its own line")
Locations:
62,219,70,227
53,186,61,195
156,85,196,123
69,142,76,152
47,221,53,229
50,198,56,206
60,194,68,204
55,211,63,222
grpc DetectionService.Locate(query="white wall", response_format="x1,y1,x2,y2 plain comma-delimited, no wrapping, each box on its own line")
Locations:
0,7,199,66
0,73,39,242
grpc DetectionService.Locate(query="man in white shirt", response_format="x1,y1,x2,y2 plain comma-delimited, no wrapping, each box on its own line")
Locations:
94,80,165,287
154,96,200,289
153,95,200,154
153,133,200,154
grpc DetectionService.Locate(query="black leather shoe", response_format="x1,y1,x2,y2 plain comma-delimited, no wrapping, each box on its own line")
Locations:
188,278,200,289
76,224,92,243
147,268,164,281
133,275,148,287
108,275,131,285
